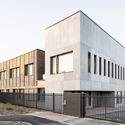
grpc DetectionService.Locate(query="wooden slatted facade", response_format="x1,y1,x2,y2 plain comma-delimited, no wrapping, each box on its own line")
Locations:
0,49,45,93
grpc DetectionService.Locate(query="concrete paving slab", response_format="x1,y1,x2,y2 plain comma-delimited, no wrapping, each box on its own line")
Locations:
66,118,121,125
29,111,122,125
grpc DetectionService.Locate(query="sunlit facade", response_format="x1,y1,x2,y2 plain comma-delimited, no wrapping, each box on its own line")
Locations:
45,11,125,107
0,49,45,94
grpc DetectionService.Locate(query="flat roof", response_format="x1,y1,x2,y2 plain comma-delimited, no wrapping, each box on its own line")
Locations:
45,10,125,49
0,49,45,64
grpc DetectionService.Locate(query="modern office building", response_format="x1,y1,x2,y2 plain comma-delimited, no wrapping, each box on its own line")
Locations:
0,49,45,94
45,10,125,107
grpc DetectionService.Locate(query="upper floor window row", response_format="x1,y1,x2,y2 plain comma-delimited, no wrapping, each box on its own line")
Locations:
88,51,125,81
51,51,73,74
0,63,34,80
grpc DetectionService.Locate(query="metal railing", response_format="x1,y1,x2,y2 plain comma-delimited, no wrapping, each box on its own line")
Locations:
0,92,63,113
1,92,125,123
85,95,125,122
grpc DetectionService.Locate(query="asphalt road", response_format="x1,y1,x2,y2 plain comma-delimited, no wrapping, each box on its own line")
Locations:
0,115,67,125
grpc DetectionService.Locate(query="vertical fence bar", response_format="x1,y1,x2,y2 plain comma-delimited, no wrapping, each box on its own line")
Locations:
80,92,83,118
104,96,107,120
80,92,86,118
36,93,37,108
53,93,55,112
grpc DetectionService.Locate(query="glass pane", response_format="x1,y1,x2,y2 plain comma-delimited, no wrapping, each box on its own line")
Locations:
4,71,6,79
51,57,57,74
29,64,33,75
17,68,20,77
13,69,16,78
58,52,73,73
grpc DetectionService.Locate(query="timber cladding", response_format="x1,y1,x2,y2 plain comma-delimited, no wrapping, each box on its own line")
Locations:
0,49,45,93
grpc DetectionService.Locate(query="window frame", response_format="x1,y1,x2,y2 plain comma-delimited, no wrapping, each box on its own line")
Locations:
50,51,73,74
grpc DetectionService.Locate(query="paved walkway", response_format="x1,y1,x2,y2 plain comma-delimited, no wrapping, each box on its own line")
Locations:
29,111,124,125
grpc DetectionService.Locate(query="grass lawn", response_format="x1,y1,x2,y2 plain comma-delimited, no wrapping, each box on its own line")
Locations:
0,103,16,110
0,103,39,116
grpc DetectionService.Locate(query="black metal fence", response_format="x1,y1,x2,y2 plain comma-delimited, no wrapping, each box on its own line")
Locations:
85,95,125,123
0,92,63,113
1,92,125,123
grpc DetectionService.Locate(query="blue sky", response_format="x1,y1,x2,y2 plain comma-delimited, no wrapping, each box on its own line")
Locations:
0,0,125,61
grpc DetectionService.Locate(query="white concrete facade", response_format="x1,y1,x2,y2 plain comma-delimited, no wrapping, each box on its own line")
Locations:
45,11,125,95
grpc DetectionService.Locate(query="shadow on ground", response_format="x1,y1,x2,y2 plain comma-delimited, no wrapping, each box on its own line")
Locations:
0,115,67,125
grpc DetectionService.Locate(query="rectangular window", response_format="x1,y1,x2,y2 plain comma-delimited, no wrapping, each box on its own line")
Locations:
24,65,28,76
17,68,20,77
116,91,122,104
118,65,120,79
123,68,125,80
51,52,73,74
51,56,57,74
121,67,122,80
29,64,33,75
115,64,117,79
88,52,91,73
94,55,97,74
9,69,12,78
37,88,45,101
58,52,73,73
108,61,110,77
112,63,114,78
104,59,106,76
99,57,101,75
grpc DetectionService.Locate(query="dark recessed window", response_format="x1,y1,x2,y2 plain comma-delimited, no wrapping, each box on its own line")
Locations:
88,52,91,73
9,69,12,78
123,68,125,80
94,55,97,74
104,59,106,76
115,64,117,79
108,61,110,77
118,65,120,79
99,57,102,75
112,63,114,78
121,67,122,80
24,65,28,76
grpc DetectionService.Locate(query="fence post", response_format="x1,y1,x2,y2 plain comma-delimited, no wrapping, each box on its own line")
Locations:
53,93,55,112
80,92,86,118
36,93,38,108
23,93,25,106
104,96,107,119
